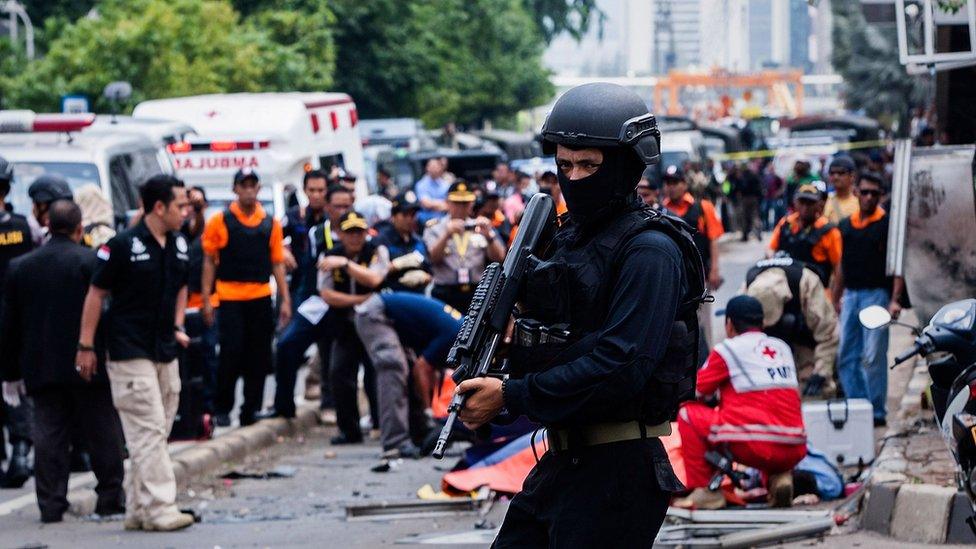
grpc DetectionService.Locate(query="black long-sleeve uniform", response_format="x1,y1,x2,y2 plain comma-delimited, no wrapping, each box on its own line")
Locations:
494,229,687,548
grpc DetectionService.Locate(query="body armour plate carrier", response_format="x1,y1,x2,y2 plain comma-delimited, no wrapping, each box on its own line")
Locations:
745,257,817,348
216,209,273,283
514,205,708,426
776,220,835,286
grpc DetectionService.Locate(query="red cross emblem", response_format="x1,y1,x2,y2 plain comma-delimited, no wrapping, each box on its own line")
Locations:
206,110,218,118
761,346,778,360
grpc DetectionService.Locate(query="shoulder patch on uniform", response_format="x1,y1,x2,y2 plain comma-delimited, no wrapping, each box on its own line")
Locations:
425,218,439,227
97,245,111,261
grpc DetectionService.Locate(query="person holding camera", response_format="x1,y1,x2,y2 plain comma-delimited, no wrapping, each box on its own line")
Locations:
423,182,505,313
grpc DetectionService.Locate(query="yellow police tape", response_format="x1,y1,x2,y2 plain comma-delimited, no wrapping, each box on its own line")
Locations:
713,139,888,161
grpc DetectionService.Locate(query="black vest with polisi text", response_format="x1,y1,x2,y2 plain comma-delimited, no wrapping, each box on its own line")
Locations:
777,218,835,286
216,208,272,283
516,203,708,427
745,257,817,348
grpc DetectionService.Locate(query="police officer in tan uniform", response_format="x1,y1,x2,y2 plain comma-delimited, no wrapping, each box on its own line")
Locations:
423,182,505,313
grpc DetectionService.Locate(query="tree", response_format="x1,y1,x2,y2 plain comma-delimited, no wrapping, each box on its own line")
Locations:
331,0,553,128
831,2,927,134
4,0,336,112
522,0,602,43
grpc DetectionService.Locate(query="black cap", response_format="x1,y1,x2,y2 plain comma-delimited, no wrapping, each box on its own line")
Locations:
28,174,73,204
720,295,765,325
391,190,421,214
233,168,259,185
338,210,369,231
828,155,856,173
447,181,476,202
662,164,684,181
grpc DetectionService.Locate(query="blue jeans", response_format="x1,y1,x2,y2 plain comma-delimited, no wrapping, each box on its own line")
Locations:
838,287,890,420
274,313,337,415
761,198,786,231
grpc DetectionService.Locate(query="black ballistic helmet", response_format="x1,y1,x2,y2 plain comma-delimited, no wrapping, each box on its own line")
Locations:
28,174,74,204
0,156,11,183
540,83,661,165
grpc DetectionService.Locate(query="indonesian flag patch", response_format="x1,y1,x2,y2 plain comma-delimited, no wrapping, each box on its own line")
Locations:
97,245,111,261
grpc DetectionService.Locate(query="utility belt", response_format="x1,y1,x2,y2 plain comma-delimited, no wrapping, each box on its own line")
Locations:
545,421,672,454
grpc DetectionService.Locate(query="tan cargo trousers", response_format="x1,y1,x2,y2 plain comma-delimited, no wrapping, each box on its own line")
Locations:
106,358,181,523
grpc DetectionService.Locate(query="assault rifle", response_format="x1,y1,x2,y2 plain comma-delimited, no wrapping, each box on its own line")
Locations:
431,194,557,459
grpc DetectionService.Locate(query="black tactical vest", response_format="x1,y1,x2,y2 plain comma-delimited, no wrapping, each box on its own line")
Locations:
776,219,835,286
668,201,712,272
325,239,380,296
515,205,708,426
745,257,816,347
216,208,273,283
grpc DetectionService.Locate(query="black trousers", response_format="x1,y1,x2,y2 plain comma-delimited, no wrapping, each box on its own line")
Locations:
215,297,274,422
492,438,677,548
329,317,379,440
431,284,475,315
32,384,125,520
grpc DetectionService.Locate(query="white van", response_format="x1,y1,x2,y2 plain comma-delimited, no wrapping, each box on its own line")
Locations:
133,93,366,216
0,111,172,226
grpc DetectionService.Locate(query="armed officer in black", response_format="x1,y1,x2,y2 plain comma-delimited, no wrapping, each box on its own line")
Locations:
0,156,36,488
456,83,706,547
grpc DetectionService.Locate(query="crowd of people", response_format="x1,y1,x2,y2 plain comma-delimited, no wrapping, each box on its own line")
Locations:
670,149,903,509
0,135,904,526
0,152,567,529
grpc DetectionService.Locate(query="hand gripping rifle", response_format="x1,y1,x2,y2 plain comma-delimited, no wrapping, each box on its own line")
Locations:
431,194,557,459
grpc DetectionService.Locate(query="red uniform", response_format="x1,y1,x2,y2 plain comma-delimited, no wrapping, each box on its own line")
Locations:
678,330,807,488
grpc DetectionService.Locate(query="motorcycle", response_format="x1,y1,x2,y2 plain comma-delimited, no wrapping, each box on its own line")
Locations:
860,298,976,533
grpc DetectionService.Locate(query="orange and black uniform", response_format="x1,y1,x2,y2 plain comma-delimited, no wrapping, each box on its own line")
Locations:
769,213,842,287
202,203,284,424
663,192,723,272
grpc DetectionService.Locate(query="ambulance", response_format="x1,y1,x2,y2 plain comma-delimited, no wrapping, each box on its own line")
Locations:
133,93,366,216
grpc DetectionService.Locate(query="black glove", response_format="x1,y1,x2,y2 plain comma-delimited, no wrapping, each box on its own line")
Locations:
802,374,826,397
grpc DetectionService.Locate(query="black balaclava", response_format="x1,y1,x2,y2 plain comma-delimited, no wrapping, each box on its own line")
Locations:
557,146,647,226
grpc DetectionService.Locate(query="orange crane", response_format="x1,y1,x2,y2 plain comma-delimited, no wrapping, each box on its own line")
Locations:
652,69,805,118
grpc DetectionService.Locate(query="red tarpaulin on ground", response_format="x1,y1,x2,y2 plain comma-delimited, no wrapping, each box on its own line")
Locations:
443,423,687,495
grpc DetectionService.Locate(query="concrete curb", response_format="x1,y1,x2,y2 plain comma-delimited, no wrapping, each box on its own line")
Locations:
68,405,320,516
862,361,976,544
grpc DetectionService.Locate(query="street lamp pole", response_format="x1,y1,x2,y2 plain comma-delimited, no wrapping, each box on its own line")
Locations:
2,1,35,60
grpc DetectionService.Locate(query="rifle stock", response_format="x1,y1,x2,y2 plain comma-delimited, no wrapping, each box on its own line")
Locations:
431,194,556,459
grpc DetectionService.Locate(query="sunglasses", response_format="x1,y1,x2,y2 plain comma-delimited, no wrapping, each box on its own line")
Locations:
828,170,851,176
858,188,882,197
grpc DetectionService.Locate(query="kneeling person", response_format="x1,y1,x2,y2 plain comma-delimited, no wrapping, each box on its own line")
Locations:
676,295,807,510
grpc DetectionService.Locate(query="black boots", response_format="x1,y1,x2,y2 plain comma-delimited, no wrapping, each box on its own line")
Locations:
1,441,31,488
